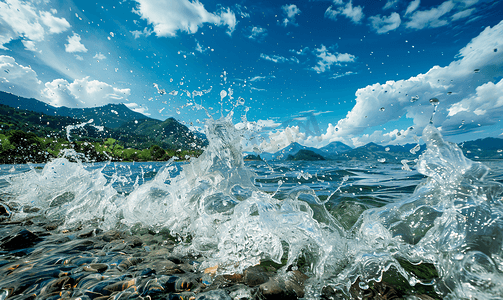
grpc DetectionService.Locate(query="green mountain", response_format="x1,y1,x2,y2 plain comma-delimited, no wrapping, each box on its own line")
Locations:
287,149,326,161
0,92,208,154
112,117,208,150
0,91,150,128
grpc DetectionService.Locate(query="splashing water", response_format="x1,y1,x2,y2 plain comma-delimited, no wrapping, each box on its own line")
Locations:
1,112,502,299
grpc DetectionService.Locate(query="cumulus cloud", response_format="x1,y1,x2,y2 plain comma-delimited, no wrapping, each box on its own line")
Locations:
280,4,301,27
0,0,70,50
247,26,267,41
325,0,364,24
369,12,401,34
41,77,131,108
94,53,106,60
65,33,87,53
0,55,43,99
312,45,356,73
260,53,299,64
133,0,237,37
406,1,455,29
124,103,151,116
259,126,307,153
324,20,503,144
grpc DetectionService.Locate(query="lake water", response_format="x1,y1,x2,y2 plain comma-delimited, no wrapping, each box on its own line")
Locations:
1,118,503,300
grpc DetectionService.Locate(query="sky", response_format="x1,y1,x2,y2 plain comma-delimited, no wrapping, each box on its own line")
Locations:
0,0,502,152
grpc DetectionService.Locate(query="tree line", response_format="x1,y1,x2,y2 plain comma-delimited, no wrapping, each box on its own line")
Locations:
0,129,203,164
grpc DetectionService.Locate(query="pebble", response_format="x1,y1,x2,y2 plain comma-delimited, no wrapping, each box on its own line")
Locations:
0,229,42,250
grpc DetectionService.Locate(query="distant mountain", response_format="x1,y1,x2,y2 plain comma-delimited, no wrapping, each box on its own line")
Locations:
0,91,207,151
334,142,422,162
287,149,325,161
317,141,353,159
260,142,322,160
113,117,208,150
460,137,503,159
0,91,150,128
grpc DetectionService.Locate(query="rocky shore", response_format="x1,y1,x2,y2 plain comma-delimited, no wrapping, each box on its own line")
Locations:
0,200,439,300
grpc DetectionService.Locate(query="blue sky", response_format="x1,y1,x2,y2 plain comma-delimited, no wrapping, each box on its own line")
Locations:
1,0,502,151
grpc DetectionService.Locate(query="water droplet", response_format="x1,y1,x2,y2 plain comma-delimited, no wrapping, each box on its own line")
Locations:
385,147,390,152
134,120,138,124
497,149,502,153
447,92,452,95
410,95,419,102
396,132,401,136
429,98,439,104
335,127,339,131
474,69,480,73
379,107,385,112
408,126,414,131
494,48,498,52
378,158,386,163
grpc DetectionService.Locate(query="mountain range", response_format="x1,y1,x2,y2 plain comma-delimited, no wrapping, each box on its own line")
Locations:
0,91,207,150
255,135,503,162
1,91,502,161
0,91,149,128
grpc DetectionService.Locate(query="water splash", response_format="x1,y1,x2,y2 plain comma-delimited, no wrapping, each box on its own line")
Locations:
1,112,502,299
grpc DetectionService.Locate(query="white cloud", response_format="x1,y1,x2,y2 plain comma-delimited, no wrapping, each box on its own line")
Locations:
39,10,71,33
404,0,421,16
124,103,151,116
133,0,237,37
281,4,301,27
74,55,84,61
41,77,131,108
0,0,70,50
312,45,356,73
330,71,356,79
383,0,399,10
325,0,364,24
21,40,37,51
451,8,475,21
260,53,299,64
94,53,106,60
370,12,401,34
0,55,43,99
259,126,307,153
249,75,275,82
406,0,455,29
65,33,87,53
323,20,503,143
131,27,153,39
247,26,267,40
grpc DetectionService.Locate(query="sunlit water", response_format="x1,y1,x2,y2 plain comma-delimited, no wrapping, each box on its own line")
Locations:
1,116,503,299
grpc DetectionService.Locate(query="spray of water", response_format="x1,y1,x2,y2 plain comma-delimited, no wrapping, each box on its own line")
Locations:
1,104,502,299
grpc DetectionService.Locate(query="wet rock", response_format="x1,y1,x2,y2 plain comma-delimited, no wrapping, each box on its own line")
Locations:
127,236,143,248
0,229,42,250
117,257,143,271
0,202,11,221
243,265,276,287
152,260,177,272
101,229,124,242
139,267,156,277
259,270,309,299
83,263,108,273
195,289,232,300
42,220,63,231
103,278,136,293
